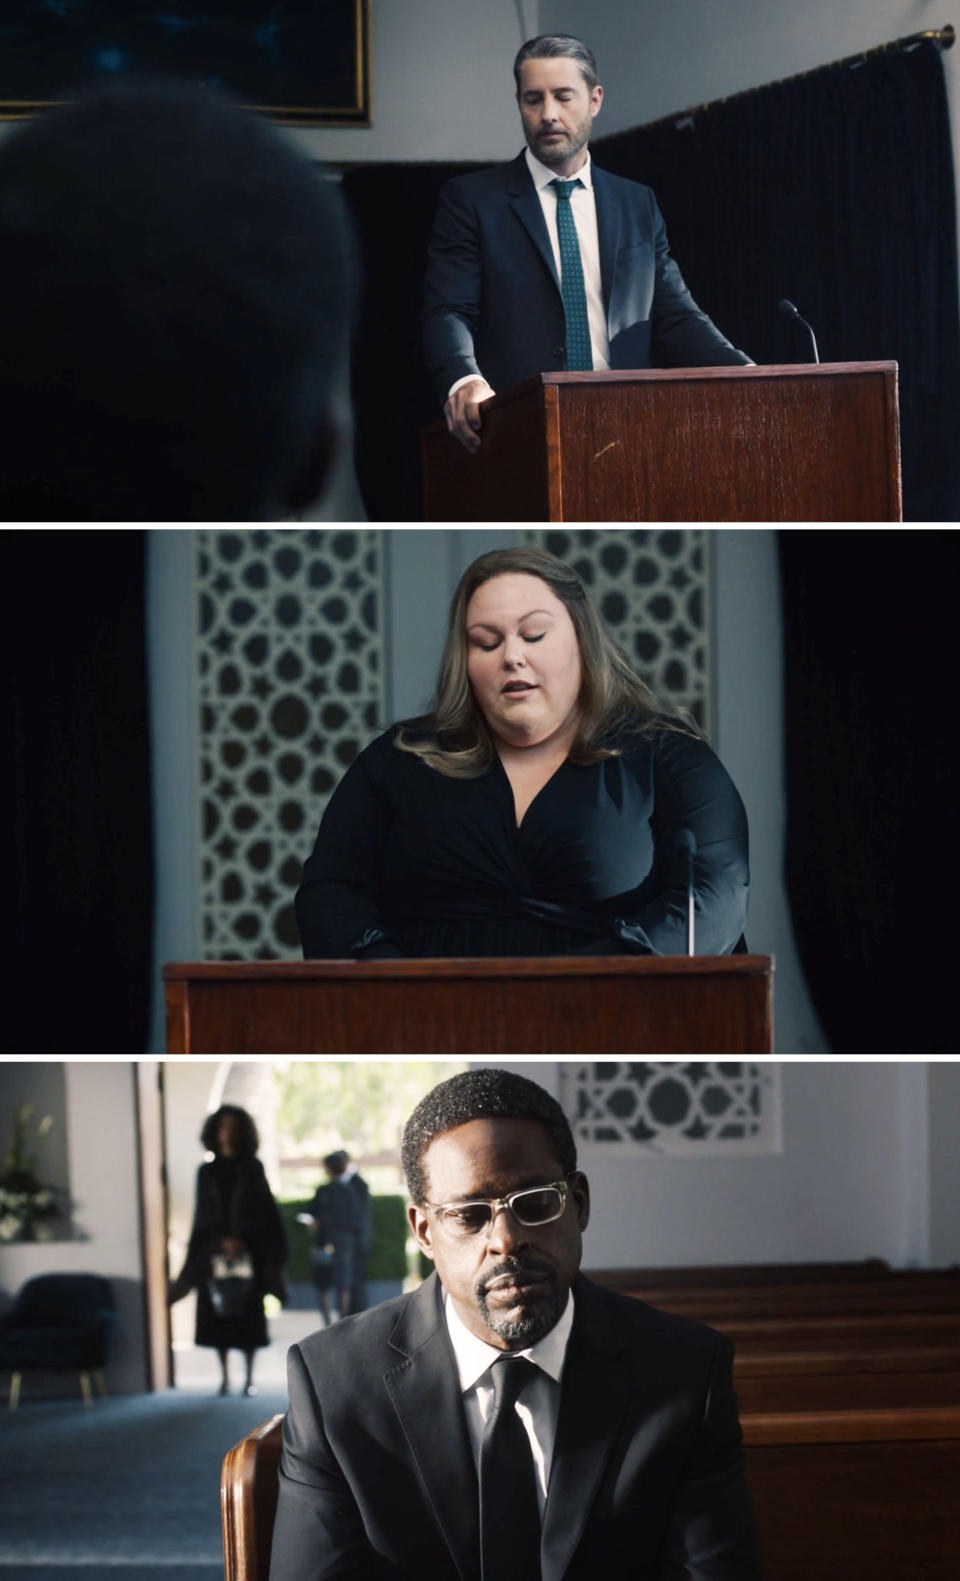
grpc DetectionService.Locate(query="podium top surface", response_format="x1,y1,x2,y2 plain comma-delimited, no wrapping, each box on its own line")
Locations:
422,361,897,433
164,954,773,981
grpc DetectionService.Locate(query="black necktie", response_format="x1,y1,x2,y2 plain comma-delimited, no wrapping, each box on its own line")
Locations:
479,1355,542,1581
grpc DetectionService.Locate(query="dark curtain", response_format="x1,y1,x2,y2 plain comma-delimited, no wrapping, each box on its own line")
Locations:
342,162,482,522
343,40,958,522
779,530,957,1053
3,530,154,1053
594,41,960,521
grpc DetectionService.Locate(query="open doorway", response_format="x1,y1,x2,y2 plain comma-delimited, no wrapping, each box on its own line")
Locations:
162,1059,467,1394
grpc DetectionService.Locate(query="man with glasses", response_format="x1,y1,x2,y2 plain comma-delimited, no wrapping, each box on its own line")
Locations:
272,1067,760,1579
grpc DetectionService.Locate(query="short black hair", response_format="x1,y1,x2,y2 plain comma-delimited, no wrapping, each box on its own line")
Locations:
402,1068,577,1204
0,75,353,520
513,34,599,93
201,1105,260,1157
324,1150,349,1175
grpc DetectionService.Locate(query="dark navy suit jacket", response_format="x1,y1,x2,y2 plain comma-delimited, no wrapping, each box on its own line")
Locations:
270,1272,761,1580
423,151,751,404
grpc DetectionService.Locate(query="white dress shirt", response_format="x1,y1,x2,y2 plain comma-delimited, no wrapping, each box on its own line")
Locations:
444,1289,574,1515
447,148,610,399
524,146,610,373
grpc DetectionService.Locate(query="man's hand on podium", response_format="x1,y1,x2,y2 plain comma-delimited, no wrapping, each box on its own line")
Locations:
444,377,496,453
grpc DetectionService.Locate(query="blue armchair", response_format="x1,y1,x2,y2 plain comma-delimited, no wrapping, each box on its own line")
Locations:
0,1273,116,1408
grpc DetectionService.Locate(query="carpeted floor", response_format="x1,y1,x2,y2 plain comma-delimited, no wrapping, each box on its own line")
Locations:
0,1298,372,1576
0,1387,289,1576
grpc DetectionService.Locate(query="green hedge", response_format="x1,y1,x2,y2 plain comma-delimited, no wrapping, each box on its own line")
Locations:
280,1195,409,1282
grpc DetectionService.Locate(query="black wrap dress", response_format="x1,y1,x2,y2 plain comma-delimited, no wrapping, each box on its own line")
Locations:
295,721,749,959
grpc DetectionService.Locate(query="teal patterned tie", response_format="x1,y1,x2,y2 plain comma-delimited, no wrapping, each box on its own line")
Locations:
550,178,593,371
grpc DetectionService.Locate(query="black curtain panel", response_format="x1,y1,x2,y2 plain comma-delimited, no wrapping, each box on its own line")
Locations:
594,40,960,521
3,530,154,1053
342,162,482,523
778,529,957,1053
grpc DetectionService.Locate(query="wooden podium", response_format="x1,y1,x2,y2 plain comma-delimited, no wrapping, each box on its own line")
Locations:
421,362,901,521
163,955,773,1054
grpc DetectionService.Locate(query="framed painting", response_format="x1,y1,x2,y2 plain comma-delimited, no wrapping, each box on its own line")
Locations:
0,0,371,126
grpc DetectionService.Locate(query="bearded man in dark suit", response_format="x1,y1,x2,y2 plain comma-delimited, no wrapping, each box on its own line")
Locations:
423,33,751,452
271,1068,761,1580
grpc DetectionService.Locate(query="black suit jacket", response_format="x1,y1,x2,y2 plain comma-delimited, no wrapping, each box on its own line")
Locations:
422,151,751,404
270,1272,761,1580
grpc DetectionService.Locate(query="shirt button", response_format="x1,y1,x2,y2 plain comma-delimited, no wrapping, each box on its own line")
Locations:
553,345,565,357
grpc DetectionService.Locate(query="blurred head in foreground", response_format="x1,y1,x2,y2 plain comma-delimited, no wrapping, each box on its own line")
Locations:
0,76,353,521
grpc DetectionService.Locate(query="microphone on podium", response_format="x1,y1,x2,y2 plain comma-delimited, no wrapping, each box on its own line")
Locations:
778,297,820,363
674,827,697,956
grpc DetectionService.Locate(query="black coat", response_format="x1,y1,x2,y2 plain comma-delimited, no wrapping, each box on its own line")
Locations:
173,1154,287,1350
271,1271,761,1579
423,151,752,404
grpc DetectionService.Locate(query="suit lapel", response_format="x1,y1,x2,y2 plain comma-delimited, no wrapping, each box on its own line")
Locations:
384,1275,481,1581
541,1277,631,1581
505,151,561,291
592,165,621,314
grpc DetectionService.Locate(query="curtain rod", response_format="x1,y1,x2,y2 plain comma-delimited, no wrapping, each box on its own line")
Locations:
628,23,955,134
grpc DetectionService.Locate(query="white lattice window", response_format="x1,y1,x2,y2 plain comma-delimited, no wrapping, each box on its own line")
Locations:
526,528,711,731
561,1062,781,1156
195,528,386,959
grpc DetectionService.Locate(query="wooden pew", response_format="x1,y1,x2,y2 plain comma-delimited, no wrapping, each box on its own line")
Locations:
593,1262,960,1418
587,1264,960,1325
585,1258,895,1289
223,1406,960,1581
743,1404,960,1580
735,1345,960,1412
222,1412,284,1581
717,1312,960,1352
616,1279,960,1320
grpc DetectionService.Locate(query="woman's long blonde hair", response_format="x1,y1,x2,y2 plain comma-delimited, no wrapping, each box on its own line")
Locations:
395,546,685,777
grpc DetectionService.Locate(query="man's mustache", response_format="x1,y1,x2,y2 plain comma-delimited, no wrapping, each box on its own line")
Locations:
478,1257,557,1296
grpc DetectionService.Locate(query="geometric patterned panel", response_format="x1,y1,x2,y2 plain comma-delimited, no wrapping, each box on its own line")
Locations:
195,529,386,959
526,529,711,732
560,1062,780,1155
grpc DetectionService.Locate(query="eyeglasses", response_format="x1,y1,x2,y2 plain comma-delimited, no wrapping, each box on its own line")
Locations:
425,1180,571,1238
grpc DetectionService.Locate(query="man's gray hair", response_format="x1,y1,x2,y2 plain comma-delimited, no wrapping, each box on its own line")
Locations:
513,34,599,93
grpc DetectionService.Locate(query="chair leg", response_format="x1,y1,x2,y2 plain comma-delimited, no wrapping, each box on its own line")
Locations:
94,1368,108,1398
80,1371,93,1407
9,1372,22,1410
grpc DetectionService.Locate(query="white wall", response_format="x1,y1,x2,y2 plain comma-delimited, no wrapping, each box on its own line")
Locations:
483,1059,939,1269
147,526,201,1056
285,0,540,166
0,1062,149,1394
929,1061,960,1264
712,530,826,1052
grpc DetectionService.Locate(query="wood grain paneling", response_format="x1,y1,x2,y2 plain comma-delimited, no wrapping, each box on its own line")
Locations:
163,954,773,1054
422,363,901,521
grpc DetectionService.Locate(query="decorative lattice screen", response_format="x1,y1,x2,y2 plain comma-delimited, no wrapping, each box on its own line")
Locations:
526,529,711,730
196,528,386,959
561,1062,780,1156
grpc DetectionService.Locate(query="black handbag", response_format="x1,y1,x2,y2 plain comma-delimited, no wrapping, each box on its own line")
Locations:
207,1252,254,1318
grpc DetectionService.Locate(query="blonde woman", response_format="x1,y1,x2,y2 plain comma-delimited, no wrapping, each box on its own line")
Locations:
296,547,748,960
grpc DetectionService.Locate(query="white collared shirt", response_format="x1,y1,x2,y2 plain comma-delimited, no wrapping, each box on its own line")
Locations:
524,146,611,374
444,1288,574,1515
